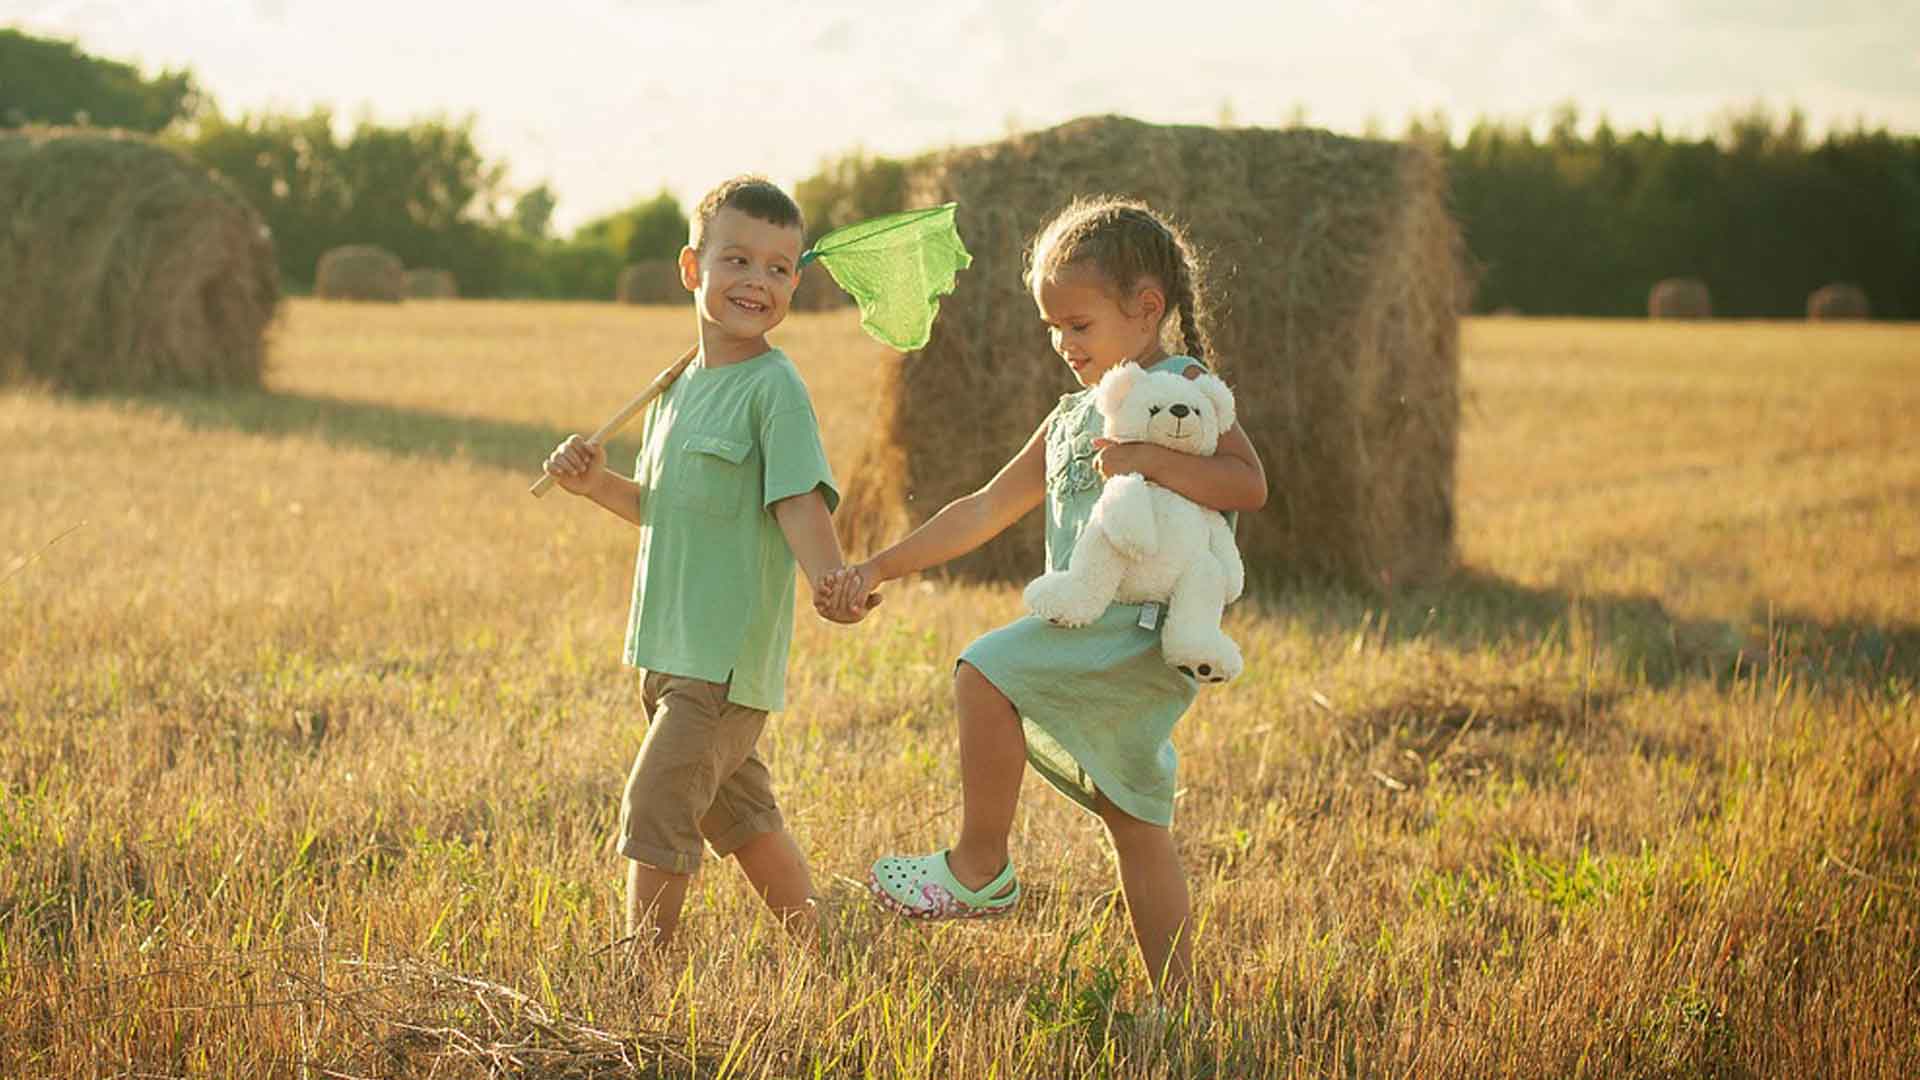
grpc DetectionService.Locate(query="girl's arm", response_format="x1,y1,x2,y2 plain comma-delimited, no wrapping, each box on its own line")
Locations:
1091,367,1267,512
1092,426,1266,512
854,418,1050,588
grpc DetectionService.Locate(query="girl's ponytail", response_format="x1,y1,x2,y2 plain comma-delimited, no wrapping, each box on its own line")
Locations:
1177,295,1207,366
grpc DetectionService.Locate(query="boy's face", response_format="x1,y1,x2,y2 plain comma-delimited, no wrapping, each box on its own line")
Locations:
680,207,805,348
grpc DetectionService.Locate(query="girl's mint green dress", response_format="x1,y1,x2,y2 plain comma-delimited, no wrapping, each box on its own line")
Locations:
960,354,1204,828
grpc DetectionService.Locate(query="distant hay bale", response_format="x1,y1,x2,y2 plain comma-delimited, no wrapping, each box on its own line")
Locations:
839,115,1467,588
1807,283,1870,320
1648,277,1712,319
0,127,278,392
616,260,685,304
404,267,457,299
316,245,404,301
791,262,850,311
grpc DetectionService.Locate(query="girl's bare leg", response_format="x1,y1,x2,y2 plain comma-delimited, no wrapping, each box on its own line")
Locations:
946,662,1027,890
1094,792,1193,1000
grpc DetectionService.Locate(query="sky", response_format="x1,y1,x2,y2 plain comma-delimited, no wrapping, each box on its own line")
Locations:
11,0,1920,233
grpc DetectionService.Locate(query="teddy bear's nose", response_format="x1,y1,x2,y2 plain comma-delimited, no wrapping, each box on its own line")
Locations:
1169,404,1191,419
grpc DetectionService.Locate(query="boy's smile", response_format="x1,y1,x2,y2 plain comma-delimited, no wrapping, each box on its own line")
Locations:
681,207,804,364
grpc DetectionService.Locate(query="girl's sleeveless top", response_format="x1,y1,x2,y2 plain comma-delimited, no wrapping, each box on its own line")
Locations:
957,354,1206,827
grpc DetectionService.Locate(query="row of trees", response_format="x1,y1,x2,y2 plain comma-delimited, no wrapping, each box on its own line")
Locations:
6,28,1917,313
1434,106,1920,318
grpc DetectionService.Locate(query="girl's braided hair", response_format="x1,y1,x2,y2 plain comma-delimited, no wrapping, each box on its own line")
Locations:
1024,197,1213,364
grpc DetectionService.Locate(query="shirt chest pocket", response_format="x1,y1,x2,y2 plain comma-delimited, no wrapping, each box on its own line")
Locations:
662,432,755,517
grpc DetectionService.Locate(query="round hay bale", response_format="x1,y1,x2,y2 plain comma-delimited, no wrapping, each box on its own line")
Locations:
404,267,458,299
615,259,685,304
1648,277,1712,319
315,245,404,301
0,127,278,391
1807,282,1869,320
791,261,850,312
839,115,1467,589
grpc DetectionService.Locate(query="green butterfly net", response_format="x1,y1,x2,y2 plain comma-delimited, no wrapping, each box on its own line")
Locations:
800,203,972,352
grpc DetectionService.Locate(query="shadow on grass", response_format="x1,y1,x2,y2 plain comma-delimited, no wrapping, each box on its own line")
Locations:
1252,566,1918,692
122,386,644,479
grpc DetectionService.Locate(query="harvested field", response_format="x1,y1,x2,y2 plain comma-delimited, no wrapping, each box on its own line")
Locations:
2,303,1916,1078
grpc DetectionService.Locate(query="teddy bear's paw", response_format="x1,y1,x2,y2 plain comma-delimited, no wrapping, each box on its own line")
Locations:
1023,573,1104,627
1168,635,1243,685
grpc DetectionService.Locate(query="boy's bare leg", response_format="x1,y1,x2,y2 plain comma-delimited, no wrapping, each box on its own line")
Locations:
946,662,1026,891
732,828,819,943
625,860,692,949
1094,792,1193,1001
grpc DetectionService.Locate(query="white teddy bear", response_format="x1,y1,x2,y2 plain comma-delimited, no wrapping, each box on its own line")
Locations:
1023,362,1247,684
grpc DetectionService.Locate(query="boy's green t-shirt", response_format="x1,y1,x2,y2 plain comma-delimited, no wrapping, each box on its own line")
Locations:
621,347,838,711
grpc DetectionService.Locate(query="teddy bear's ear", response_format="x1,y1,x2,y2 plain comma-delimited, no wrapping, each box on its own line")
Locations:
1094,362,1142,416
1194,372,1236,431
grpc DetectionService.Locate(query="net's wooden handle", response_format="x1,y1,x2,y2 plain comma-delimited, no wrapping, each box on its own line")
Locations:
530,344,700,498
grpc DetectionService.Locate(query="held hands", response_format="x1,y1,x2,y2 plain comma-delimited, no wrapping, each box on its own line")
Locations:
814,563,884,624
544,435,606,496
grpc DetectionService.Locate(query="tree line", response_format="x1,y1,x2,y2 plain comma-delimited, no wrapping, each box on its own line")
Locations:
5,28,1916,314
1432,106,1920,318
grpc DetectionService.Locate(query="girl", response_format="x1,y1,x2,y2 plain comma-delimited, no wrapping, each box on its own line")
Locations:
820,197,1267,999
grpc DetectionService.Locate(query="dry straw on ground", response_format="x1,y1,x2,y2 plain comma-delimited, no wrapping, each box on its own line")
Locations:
615,259,684,304
838,115,1467,587
315,245,405,302
404,267,458,299
0,127,278,391
1808,282,1870,320
1649,277,1713,319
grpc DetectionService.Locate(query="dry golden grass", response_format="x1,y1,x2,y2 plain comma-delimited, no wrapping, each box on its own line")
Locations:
2,304,1916,1078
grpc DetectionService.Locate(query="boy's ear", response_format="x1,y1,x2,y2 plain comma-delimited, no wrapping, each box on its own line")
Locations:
677,245,700,292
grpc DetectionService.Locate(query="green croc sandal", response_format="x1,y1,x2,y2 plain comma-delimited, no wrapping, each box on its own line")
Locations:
868,850,1021,920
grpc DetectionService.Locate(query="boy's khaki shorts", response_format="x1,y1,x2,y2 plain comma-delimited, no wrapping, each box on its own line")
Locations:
615,670,784,875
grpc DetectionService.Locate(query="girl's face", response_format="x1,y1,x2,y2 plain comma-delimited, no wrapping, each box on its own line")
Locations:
1033,264,1167,388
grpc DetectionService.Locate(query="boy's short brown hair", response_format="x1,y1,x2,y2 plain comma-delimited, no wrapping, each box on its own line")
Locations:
689,175,804,252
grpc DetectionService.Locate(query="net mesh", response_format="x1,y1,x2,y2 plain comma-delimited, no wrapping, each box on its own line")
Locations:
801,204,971,351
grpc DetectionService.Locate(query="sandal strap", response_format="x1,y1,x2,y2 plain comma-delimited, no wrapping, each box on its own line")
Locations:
955,854,1018,905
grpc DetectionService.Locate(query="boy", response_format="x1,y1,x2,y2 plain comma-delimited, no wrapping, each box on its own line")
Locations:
543,176,871,949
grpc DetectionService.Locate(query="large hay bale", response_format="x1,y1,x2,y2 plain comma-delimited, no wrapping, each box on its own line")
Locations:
1648,277,1712,319
839,115,1467,588
0,127,278,391
1807,282,1870,320
791,261,850,311
315,245,404,301
404,267,458,299
615,259,685,304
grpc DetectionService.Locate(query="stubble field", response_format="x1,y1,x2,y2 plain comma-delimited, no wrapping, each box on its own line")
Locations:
2,301,1917,1077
